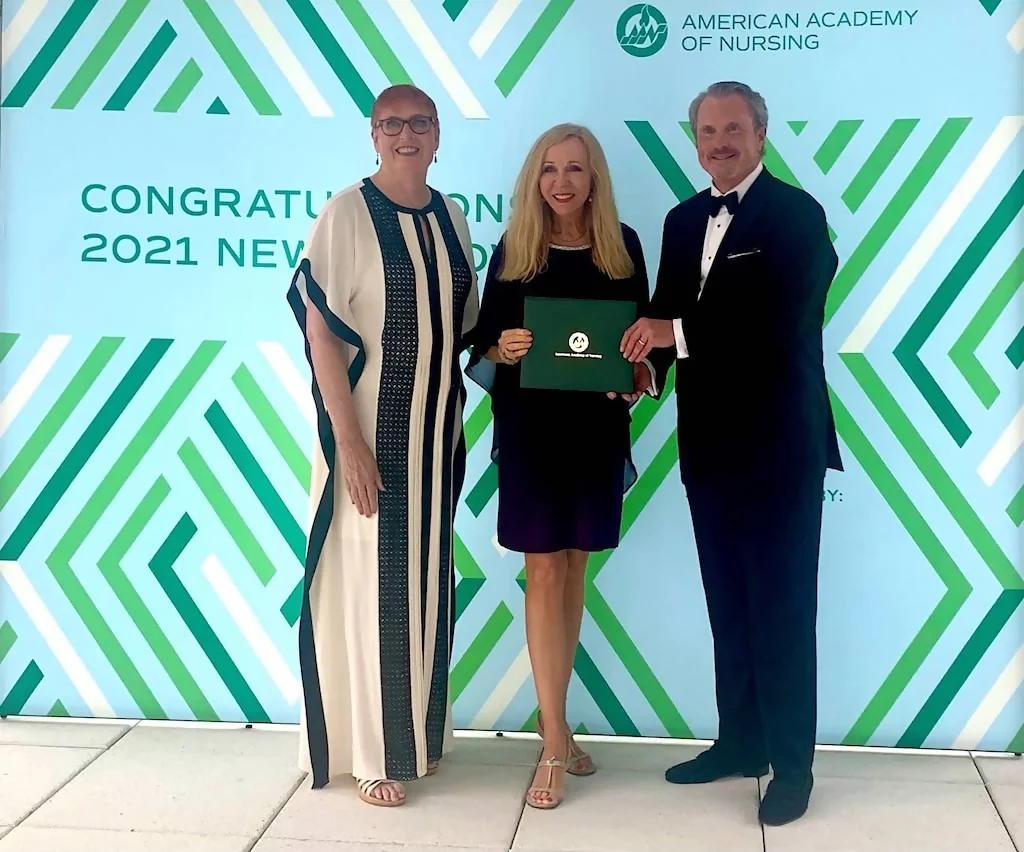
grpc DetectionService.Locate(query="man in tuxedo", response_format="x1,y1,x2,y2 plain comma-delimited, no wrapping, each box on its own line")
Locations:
621,81,842,826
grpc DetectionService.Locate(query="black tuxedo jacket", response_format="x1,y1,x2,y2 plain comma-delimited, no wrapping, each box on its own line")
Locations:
648,168,843,487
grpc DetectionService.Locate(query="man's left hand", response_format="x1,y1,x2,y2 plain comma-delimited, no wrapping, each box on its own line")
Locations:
621,318,675,363
607,361,652,403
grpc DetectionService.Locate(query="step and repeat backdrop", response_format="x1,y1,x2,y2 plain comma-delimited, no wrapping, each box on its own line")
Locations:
0,0,1022,751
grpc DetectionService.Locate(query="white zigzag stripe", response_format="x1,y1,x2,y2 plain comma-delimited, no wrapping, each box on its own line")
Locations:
202,554,301,706
978,405,1024,487
470,0,522,58
470,644,532,729
1008,12,1024,53
234,0,332,117
840,116,1024,353
258,341,315,429
386,0,488,119
0,335,70,439
1,560,115,717
1,0,47,67
954,644,1024,750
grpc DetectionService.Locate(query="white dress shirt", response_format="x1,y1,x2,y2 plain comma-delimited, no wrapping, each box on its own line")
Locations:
672,161,764,359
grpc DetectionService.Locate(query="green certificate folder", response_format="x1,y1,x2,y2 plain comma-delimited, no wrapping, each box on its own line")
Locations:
520,296,637,393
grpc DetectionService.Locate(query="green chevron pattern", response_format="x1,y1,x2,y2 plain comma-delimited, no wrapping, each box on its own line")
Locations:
0,1,1020,749
2,0,576,116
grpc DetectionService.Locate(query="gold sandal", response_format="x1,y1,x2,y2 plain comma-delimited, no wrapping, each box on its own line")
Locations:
537,711,596,777
526,746,567,810
356,778,406,807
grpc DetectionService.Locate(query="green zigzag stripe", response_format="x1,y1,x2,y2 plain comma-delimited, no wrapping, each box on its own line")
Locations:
54,0,151,110
333,0,413,87
286,0,376,117
232,364,311,489
842,353,1022,592
44,340,220,719
830,387,971,744
155,59,203,114
463,398,492,453
815,119,863,175
0,333,19,364
0,339,170,560
894,168,1024,447
899,591,1024,747
444,0,471,21
1006,326,1024,369
573,644,639,735
183,0,279,116
825,118,970,325
843,119,918,213
1007,485,1024,528
949,246,1024,408
0,661,44,715
450,602,514,702
103,20,177,112
98,476,216,720
179,439,277,586
205,401,305,563
2,0,100,108
150,514,270,722
0,338,122,515
628,121,696,201
496,0,575,97
454,533,485,621
0,621,16,663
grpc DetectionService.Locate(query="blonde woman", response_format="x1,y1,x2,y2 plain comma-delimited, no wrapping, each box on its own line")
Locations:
467,124,652,809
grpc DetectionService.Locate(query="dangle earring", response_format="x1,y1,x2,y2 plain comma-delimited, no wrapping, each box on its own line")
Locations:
375,152,380,165
434,150,438,163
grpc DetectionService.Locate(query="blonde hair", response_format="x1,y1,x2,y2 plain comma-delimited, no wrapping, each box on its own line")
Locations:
499,124,633,282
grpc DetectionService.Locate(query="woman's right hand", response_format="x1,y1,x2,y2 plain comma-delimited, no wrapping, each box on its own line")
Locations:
338,436,384,517
497,328,533,364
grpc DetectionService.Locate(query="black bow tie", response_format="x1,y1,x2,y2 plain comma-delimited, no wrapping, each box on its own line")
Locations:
707,191,739,217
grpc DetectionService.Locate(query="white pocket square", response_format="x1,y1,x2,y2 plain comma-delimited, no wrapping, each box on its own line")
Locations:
727,249,761,259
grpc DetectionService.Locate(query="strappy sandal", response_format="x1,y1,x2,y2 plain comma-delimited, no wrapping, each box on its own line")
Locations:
537,711,596,777
426,760,440,776
526,745,567,810
356,778,406,807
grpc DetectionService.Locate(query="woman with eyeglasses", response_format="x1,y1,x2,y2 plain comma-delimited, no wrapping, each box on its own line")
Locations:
289,84,479,808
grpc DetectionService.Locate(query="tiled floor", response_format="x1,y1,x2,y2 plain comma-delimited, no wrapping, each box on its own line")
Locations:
0,718,1021,851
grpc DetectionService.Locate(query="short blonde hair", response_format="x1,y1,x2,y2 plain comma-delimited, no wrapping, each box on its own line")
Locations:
499,124,633,282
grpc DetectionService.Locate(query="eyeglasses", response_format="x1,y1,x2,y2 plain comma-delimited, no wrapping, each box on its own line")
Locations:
375,115,435,136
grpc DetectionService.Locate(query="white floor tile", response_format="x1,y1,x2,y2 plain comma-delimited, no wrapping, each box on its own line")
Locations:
811,749,982,784
762,776,1014,851
989,784,1024,846
265,761,533,849
566,740,704,774
23,726,303,837
0,720,131,749
446,734,541,767
977,756,1024,786
513,772,762,852
0,745,100,825
256,841,499,852
0,826,248,852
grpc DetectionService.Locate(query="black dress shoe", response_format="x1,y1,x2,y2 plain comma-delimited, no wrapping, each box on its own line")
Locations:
759,776,813,825
665,747,769,784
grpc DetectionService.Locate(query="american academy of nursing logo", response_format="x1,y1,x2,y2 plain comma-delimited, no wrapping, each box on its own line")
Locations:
617,4,669,57
568,332,590,353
